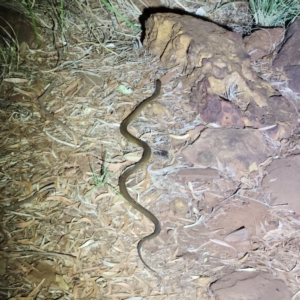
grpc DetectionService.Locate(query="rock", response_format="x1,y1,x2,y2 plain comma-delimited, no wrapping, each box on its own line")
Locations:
182,128,271,179
273,18,300,93
176,168,219,183
144,13,297,140
244,28,284,61
210,271,291,300
262,155,300,214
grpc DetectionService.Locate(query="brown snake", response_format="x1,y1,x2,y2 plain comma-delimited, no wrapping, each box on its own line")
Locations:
119,79,161,272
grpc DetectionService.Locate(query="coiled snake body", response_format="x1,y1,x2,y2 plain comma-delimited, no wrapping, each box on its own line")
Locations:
119,80,161,272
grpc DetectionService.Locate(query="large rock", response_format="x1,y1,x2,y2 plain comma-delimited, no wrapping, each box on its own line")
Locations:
210,271,291,300
144,13,297,140
182,128,271,178
273,18,300,93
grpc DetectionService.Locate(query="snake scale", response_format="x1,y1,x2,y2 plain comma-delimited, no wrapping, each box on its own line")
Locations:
119,79,162,272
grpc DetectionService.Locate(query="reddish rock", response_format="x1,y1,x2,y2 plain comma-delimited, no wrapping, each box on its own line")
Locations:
144,13,297,140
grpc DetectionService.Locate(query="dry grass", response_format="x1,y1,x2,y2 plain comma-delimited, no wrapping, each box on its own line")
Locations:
0,0,300,299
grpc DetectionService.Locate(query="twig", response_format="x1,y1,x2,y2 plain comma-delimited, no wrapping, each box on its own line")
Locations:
44,129,79,148
37,81,78,146
0,250,76,259
5,183,55,210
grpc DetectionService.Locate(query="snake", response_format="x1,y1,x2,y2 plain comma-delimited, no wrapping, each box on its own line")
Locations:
119,79,162,272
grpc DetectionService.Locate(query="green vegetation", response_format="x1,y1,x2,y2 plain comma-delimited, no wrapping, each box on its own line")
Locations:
0,25,19,79
249,0,300,27
60,0,65,43
25,0,39,45
100,0,140,31
86,154,122,198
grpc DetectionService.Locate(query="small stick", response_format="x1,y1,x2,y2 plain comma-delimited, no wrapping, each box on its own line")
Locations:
38,82,78,145
5,183,55,210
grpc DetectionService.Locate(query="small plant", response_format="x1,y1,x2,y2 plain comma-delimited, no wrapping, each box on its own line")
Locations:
249,0,300,27
25,0,39,45
0,24,20,80
100,0,140,31
220,82,242,102
90,161,110,191
86,153,122,197
58,0,65,44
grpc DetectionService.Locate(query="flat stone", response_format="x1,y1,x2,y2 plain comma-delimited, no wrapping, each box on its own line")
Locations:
182,128,271,179
210,271,291,300
262,155,300,213
176,168,219,183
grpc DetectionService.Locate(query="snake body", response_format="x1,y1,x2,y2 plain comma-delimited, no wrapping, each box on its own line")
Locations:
119,79,161,272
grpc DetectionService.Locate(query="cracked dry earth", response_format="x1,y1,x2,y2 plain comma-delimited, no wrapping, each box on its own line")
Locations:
1,5,300,300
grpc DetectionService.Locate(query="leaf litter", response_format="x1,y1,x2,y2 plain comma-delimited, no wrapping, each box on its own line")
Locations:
0,0,300,299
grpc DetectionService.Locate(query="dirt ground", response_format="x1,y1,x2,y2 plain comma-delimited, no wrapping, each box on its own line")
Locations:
0,1,300,300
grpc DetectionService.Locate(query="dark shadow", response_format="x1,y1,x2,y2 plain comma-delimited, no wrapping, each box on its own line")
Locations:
0,5,40,48
139,6,233,43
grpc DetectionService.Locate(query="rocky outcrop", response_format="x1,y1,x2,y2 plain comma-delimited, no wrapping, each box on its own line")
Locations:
144,13,297,140
273,18,300,94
